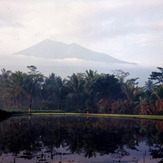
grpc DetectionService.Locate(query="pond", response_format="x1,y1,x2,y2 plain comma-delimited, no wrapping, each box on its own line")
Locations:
0,115,162,163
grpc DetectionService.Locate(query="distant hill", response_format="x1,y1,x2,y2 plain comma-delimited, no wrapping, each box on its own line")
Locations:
15,39,134,64
0,39,154,86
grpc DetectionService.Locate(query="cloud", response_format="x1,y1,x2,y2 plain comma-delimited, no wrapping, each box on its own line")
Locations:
0,0,162,68
76,0,163,39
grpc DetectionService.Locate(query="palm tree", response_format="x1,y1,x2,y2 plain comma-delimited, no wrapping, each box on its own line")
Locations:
149,67,163,85
41,73,58,109
66,73,85,112
0,69,14,109
85,70,98,94
143,80,153,92
121,78,141,104
121,78,144,114
53,76,66,110
84,70,99,112
1,68,11,79
41,73,67,110
85,70,98,80
0,79,15,109
24,66,44,113
9,71,27,110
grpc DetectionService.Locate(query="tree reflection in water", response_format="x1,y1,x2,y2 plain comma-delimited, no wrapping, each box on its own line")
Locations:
0,115,162,163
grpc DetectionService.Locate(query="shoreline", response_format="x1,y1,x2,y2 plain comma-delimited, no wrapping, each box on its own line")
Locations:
3,110,162,120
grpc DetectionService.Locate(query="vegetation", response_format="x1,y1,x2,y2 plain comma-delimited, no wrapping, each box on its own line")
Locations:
31,113,163,120
0,66,162,115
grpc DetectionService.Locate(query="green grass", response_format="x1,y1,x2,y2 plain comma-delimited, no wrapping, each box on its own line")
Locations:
1,109,163,120
90,113,163,120
31,112,163,120
3,109,63,115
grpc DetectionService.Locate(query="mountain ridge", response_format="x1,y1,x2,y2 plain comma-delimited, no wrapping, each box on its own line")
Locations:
15,39,135,64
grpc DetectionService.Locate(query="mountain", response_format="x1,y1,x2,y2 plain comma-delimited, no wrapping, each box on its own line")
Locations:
0,39,152,86
15,39,134,64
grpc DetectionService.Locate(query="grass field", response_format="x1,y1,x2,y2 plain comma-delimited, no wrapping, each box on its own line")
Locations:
2,109,163,120
4,109,63,114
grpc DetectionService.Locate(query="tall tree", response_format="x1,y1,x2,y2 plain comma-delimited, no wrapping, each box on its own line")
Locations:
84,70,99,112
41,73,67,110
148,67,163,101
24,66,44,113
149,67,163,85
114,69,130,83
144,80,153,92
0,69,13,109
95,74,123,113
65,73,85,112
9,71,26,109
0,68,11,79
121,78,142,104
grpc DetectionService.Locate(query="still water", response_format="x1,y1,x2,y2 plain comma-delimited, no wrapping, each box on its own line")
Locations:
0,115,162,163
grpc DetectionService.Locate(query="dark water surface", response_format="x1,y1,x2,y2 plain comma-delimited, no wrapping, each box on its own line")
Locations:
0,115,162,163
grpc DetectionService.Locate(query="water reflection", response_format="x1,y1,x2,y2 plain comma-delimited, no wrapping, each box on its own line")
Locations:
0,115,162,163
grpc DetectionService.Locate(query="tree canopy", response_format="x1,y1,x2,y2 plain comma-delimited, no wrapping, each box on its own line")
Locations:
0,66,162,115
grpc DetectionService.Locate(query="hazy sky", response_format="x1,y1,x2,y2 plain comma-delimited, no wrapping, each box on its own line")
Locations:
0,0,163,67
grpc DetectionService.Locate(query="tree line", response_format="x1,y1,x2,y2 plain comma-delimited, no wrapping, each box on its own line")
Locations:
0,65,162,115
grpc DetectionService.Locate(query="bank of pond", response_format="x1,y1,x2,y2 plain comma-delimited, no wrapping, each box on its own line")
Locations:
1,109,163,120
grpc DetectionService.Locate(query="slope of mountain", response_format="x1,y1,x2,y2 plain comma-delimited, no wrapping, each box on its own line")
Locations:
15,39,134,64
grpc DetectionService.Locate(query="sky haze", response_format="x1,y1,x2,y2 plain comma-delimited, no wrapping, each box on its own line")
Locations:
0,0,163,71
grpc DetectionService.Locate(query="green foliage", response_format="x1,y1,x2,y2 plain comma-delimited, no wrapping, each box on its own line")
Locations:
149,67,163,85
158,85,163,99
0,66,162,115
139,67,163,115
114,69,130,83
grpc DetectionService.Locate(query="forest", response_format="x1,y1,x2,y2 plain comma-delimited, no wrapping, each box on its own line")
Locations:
0,66,162,115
